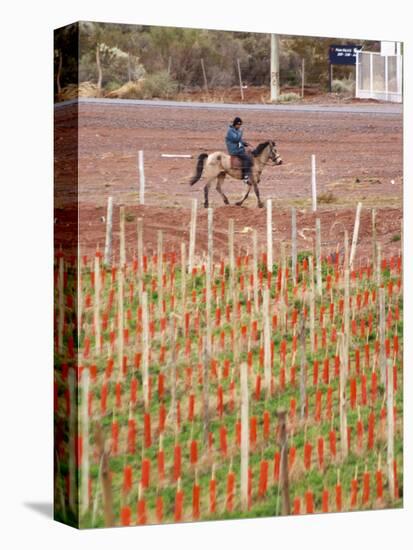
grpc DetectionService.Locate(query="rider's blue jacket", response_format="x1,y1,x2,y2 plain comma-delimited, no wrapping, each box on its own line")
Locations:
225,125,247,155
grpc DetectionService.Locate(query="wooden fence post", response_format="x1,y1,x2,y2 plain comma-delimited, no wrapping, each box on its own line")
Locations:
80,368,90,516
311,155,317,212
315,218,322,298
68,368,77,513
379,287,386,384
137,217,143,295
202,345,210,446
188,198,198,273
309,256,315,354
103,196,113,266
338,333,349,459
376,242,382,288
157,230,163,318
278,409,291,515
119,206,126,268
240,362,249,511
299,316,307,420
386,358,395,499
94,423,114,527
291,207,297,287
372,208,377,272
200,58,209,93
252,229,259,314
180,242,186,331
138,150,145,205
301,58,305,98
263,288,272,399
117,266,124,380
349,202,362,270
141,291,150,411
266,199,273,272
237,59,245,101
206,208,213,355
58,255,64,355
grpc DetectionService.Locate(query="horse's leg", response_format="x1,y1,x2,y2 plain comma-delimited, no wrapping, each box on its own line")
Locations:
253,181,264,208
235,183,252,206
203,179,214,208
216,174,229,205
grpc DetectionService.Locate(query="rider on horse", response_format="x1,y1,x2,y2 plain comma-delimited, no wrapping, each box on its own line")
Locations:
225,117,252,184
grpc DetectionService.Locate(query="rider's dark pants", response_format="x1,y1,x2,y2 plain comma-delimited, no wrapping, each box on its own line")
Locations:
234,152,252,180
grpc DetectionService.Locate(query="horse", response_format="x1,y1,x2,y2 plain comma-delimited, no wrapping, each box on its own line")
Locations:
188,140,282,208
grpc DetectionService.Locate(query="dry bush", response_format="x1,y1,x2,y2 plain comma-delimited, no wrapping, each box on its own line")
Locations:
105,80,144,99
318,191,337,204
58,81,101,101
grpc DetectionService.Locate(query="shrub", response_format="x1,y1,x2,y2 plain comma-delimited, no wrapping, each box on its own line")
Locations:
318,191,337,204
331,78,355,94
105,81,144,99
140,71,179,99
277,92,301,103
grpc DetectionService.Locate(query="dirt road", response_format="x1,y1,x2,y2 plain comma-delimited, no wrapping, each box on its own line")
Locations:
54,100,403,262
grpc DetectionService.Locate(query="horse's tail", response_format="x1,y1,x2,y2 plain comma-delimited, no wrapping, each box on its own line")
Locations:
189,153,208,185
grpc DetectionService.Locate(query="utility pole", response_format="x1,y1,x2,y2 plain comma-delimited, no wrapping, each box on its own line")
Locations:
270,34,280,101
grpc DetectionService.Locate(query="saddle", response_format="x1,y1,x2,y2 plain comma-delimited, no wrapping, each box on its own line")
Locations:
230,153,252,170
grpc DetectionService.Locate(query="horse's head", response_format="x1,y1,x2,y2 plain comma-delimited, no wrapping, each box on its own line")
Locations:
268,140,283,165
252,141,283,165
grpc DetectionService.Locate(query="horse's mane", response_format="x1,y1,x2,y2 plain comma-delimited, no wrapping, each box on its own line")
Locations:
251,141,271,157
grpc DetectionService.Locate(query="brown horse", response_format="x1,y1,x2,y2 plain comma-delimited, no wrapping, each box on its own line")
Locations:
189,141,282,208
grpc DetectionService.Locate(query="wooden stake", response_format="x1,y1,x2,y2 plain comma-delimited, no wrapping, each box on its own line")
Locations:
301,58,305,98
379,287,386,385
291,207,297,286
299,316,307,419
386,359,395,499
168,317,177,427
202,344,210,446
94,252,101,355
117,267,124,380
349,202,362,270
311,155,317,212
68,368,77,513
180,243,186,331
137,217,143,284
266,199,273,272
315,218,322,297
200,58,209,93
138,150,145,205
78,259,83,342
206,208,213,355
188,199,197,273
119,206,126,268
338,333,348,459
309,256,315,354
103,196,113,266
278,409,291,515
94,423,114,527
240,362,249,511
237,59,245,101
252,229,259,314
280,242,287,333
57,255,64,355
343,231,350,375
344,266,350,375
141,291,150,411
372,208,377,272
376,242,382,288
263,288,272,398
157,230,163,318
228,218,235,275
80,368,90,516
